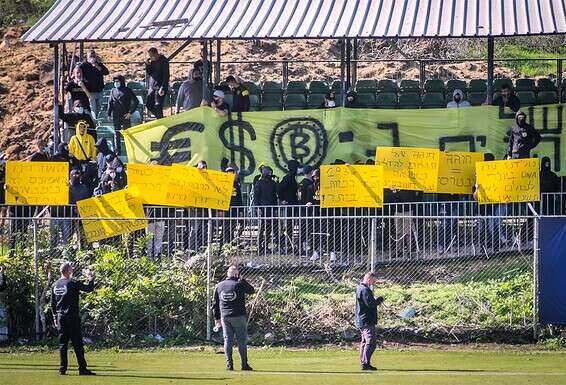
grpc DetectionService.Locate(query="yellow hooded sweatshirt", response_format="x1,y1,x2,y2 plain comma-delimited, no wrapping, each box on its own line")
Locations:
68,122,96,161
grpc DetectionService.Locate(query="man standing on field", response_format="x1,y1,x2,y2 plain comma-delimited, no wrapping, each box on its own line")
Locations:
213,265,255,371
356,272,384,371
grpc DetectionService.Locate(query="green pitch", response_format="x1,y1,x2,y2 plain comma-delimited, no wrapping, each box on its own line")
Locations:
1,347,565,385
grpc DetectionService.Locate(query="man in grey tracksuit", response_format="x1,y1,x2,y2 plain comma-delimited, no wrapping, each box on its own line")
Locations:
356,272,384,371
213,265,255,371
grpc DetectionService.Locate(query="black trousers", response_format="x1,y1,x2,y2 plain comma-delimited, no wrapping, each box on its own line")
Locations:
112,116,131,155
58,316,87,371
146,89,165,119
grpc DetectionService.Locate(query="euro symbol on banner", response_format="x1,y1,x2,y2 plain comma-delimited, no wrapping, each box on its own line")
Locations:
219,119,257,177
150,122,204,165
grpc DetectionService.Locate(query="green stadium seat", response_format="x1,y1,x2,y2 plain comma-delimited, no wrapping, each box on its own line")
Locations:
224,94,234,109
377,79,399,93
261,93,282,110
446,79,468,94
356,93,376,108
376,93,398,108
242,81,261,95
537,78,557,92
494,78,513,91
516,91,536,106
308,80,330,94
355,79,378,93
536,91,557,105
262,81,282,94
400,79,420,94
249,94,260,111
515,78,536,92
127,81,145,91
285,94,307,110
286,80,307,94
398,93,421,109
422,93,445,109
307,93,326,109
467,92,486,106
468,79,487,93
103,82,114,91
424,79,445,94
331,80,346,93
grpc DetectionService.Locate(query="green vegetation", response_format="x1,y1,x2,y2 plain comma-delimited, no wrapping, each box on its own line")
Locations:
1,348,566,385
496,44,566,77
0,0,53,28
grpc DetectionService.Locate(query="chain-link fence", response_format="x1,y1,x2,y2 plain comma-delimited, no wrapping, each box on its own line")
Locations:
0,201,541,345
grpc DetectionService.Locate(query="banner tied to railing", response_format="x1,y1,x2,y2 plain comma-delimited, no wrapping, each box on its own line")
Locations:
320,164,384,208
5,161,69,205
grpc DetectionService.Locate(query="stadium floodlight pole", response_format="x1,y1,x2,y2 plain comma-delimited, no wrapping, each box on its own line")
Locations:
486,37,495,104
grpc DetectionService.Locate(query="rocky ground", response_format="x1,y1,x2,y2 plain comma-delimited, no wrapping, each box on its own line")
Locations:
0,27,523,160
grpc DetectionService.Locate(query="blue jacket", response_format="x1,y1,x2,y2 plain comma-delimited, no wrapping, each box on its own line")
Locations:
355,283,383,327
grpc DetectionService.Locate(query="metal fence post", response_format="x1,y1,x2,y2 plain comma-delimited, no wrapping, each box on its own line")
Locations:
206,208,213,340
33,220,41,341
370,217,377,272
532,214,540,340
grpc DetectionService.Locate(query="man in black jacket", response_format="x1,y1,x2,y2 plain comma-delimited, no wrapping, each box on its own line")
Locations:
80,50,109,119
253,166,279,254
59,101,97,140
356,272,384,371
346,90,367,108
278,159,299,251
226,75,250,116
213,265,255,371
51,262,95,376
492,84,521,113
507,111,541,159
145,48,170,119
108,75,139,154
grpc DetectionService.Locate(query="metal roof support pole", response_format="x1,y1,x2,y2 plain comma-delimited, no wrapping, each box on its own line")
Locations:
557,59,563,99
340,39,346,106
52,44,60,154
208,40,214,86
352,38,358,87
345,38,352,91
282,60,289,88
486,37,495,104
419,61,426,86
201,40,210,99
214,39,221,85
79,42,84,62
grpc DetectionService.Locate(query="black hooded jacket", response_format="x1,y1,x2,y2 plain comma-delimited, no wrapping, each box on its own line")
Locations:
507,112,541,157
146,54,170,92
95,138,114,178
108,85,139,119
540,157,561,193
278,160,299,205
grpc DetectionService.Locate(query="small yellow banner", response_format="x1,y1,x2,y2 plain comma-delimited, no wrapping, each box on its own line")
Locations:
320,164,384,208
165,165,235,210
437,152,485,194
375,147,440,192
475,158,540,204
5,161,69,205
77,190,147,242
127,163,171,205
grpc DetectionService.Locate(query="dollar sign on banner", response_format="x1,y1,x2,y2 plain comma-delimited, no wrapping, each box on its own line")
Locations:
219,120,257,177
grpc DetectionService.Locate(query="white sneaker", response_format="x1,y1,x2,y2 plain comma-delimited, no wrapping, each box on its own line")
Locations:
329,251,337,263
310,251,320,261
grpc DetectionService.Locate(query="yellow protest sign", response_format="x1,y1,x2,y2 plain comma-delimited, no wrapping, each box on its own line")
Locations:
165,165,235,210
437,152,484,194
475,158,540,204
320,165,384,208
127,163,171,205
77,190,147,242
375,147,440,192
5,161,69,205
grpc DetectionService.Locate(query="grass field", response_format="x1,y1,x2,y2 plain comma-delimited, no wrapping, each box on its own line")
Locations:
1,347,565,385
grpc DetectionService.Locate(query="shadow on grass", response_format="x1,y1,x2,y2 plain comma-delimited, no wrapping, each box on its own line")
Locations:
255,368,495,374
0,363,116,369
98,373,229,381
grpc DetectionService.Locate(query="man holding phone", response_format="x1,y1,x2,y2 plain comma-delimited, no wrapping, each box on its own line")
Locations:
50,262,95,376
356,272,384,371
213,265,255,371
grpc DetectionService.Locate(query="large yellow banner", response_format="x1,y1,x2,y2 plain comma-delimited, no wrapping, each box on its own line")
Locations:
475,158,540,204
165,165,235,210
5,161,69,205
437,152,485,194
375,147,440,192
76,190,147,242
127,163,171,205
320,165,384,208
123,105,565,184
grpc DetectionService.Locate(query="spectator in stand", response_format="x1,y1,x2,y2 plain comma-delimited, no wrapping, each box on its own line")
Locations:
0,266,5,291
506,111,541,159
322,91,337,108
278,159,300,251
207,90,230,117
447,89,471,108
52,143,70,162
145,48,170,119
297,165,318,257
253,165,279,254
540,157,561,215
226,75,250,114
197,160,208,170
65,66,91,113
104,153,126,187
492,84,521,112
175,68,204,113
29,138,50,161
107,75,139,155
59,101,97,140
221,166,244,247
93,156,125,196
346,90,366,108
68,121,96,168
95,138,115,179
79,50,109,119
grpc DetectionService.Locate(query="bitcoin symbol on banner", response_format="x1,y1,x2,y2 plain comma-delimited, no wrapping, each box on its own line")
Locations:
219,120,257,177
270,117,328,173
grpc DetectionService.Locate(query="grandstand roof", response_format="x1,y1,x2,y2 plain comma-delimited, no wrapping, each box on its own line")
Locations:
23,0,566,43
